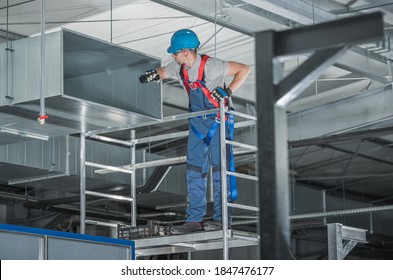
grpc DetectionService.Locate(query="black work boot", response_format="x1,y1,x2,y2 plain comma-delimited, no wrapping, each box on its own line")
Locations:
170,222,203,235
204,220,222,231
204,220,232,231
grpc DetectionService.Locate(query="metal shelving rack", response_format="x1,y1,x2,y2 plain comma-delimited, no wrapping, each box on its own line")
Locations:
78,101,259,260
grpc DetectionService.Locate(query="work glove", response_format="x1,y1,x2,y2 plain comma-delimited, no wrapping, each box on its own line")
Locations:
212,87,232,103
139,69,160,83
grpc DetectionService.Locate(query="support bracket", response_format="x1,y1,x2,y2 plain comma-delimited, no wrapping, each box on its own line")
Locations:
327,223,367,260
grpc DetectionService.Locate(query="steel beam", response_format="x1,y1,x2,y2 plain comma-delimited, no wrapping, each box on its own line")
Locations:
277,47,348,106
255,12,383,260
335,52,389,85
255,30,291,260
276,12,383,57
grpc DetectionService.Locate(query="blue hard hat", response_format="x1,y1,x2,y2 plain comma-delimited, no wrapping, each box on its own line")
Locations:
167,29,200,54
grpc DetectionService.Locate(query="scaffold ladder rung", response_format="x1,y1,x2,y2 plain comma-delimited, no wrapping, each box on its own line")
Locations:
226,140,257,151
227,171,258,181
229,110,257,121
85,190,134,202
94,156,187,174
228,203,259,212
85,161,133,174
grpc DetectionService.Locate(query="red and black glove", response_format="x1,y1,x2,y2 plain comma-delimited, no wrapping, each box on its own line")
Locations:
139,70,160,83
212,87,232,103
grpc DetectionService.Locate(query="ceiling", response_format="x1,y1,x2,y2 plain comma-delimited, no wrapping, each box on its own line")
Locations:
2,0,393,258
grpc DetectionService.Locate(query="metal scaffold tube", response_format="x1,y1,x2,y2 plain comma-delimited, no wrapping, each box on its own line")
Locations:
226,140,257,151
290,204,393,220
38,0,47,125
131,130,137,227
94,156,186,174
227,171,258,181
80,132,86,234
228,203,259,212
88,108,219,136
85,190,134,202
229,110,257,120
85,161,133,174
220,100,229,260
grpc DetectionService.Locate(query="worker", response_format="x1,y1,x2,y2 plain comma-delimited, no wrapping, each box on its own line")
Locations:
139,29,250,234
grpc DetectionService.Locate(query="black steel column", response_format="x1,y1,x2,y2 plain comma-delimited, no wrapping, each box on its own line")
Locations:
255,31,291,259
255,13,383,260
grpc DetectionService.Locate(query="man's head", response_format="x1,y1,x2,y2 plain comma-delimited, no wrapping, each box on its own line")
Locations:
167,29,200,54
168,29,200,65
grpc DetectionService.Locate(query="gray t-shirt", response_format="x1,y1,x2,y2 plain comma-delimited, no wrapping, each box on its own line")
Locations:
164,54,229,92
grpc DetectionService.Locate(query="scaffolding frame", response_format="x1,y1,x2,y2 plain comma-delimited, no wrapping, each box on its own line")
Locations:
79,106,258,259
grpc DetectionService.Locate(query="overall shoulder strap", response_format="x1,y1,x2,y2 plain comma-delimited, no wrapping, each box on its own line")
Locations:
196,54,220,108
180,64,190,94
198,54,210,82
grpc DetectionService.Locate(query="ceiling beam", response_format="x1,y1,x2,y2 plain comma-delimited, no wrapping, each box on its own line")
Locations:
245,0,335,23
0,29,25,41
277,47,348,105
332,0,393,14
150,0,254,36
321,143,393,166
288,84,393,140
289,126,393,148
0,0,36,10
276,12,383,56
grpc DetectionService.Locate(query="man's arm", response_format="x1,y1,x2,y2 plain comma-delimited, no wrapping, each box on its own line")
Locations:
156,67,169,80
211,61,250,102
226,61,251,93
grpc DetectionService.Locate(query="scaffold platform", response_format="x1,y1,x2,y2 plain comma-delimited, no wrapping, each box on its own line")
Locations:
134,230,259,257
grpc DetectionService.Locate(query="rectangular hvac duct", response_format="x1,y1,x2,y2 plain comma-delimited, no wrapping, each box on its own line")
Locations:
0,29,161,145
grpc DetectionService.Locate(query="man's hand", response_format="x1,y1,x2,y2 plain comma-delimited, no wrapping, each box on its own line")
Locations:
212,87,232,103
139,69,160,83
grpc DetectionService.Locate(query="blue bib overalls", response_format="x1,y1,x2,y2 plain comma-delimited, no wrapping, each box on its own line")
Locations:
181,55,236,223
